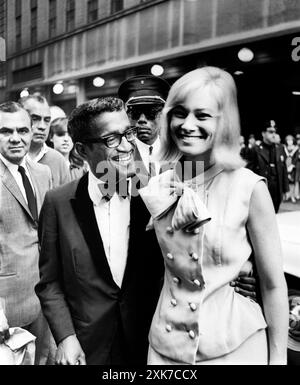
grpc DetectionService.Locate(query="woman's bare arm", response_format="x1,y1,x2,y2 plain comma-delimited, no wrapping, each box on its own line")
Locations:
247,180,288,365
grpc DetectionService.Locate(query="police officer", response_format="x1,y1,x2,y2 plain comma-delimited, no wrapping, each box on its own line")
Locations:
249,120,289,213
118,75,170,178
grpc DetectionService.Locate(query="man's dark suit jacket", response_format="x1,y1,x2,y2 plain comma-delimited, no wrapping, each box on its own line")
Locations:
35,173,164,365
247,143,289,212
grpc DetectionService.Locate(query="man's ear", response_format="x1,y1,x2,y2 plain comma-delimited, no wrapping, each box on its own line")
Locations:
75,142,87,160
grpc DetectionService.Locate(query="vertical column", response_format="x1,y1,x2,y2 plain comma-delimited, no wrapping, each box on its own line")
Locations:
76,78,86,105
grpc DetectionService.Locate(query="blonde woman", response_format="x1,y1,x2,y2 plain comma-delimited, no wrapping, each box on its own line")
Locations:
139,67,288,365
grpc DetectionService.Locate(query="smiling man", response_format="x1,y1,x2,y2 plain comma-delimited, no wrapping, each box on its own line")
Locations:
35,97,165,365
0,102,53,364
19,95,70,188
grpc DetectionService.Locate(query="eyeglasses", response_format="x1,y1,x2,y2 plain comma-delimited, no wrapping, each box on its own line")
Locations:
82,128,137,148
266,129,276,134
127,105,163,121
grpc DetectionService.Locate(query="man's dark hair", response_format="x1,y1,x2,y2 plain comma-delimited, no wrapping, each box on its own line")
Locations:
68,97,124,144
0,101,32,122
19,94,48,108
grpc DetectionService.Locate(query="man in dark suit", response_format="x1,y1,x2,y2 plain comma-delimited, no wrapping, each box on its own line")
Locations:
248,120,289,213
35,97,258,365
118,75,170,180
35,97,164,365
0,102,53,364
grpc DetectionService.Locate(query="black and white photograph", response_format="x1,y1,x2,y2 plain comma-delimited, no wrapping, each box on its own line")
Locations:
0,0,299,370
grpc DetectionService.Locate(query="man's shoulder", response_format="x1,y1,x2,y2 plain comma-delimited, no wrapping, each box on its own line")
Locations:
46,177,81,202
253,143,263,152
275,143,285,153
26,157,51,178
42,147,67,165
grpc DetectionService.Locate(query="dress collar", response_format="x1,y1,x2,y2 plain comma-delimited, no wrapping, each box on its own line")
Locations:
174,161,224,188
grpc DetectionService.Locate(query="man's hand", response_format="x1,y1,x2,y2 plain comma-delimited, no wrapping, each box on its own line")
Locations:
230,276,257,300
55,335,86,365
0,308,10,344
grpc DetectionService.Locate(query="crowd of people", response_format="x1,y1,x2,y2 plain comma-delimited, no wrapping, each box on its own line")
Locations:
240,125,300,213
0,66,288,365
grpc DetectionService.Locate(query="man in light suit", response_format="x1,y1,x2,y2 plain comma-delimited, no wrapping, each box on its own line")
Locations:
19,94,70,188
0,102,53,364
35,97,165,365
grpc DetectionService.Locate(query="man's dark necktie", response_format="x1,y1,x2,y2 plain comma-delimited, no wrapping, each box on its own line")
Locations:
149,146,156,177
18,166,38,221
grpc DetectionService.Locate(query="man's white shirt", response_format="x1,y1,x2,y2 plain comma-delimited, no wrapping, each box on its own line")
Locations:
0,153,35,203
135,137,161,175
27,143,49,163
88,171,130,288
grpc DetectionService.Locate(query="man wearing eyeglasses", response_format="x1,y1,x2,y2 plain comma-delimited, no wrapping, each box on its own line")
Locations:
118,75,170,180
248,120,289,213
35,97,165,365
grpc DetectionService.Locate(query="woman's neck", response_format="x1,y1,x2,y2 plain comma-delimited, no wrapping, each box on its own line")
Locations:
182,152,215,180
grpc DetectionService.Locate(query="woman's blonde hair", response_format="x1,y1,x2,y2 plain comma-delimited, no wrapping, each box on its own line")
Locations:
160,66,245,170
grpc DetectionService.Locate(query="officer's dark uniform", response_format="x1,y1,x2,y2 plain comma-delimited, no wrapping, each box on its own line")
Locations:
118,75,170,185
248,142,289,213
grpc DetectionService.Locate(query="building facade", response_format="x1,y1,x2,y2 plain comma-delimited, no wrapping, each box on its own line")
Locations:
2,0,300,136
0,0,7,102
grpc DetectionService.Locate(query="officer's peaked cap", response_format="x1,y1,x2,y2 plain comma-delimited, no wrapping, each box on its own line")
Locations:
118,75,170,106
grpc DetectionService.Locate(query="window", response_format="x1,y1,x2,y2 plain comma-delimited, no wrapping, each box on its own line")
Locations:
31,1,38,45
0,0,6,36
31,0,37,8
15,0,22,50
15,0,21,17
66,0,75,32
49,0,57,38
15,15,21,50
111,0,123,14
88,0,98,23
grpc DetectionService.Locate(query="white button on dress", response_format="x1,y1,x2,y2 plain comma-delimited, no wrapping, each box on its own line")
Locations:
188,330,195,339
166,324,172,332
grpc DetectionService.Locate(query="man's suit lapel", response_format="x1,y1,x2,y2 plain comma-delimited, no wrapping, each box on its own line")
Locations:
121,194,150,291
0,158,33,221
70,173,118,289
